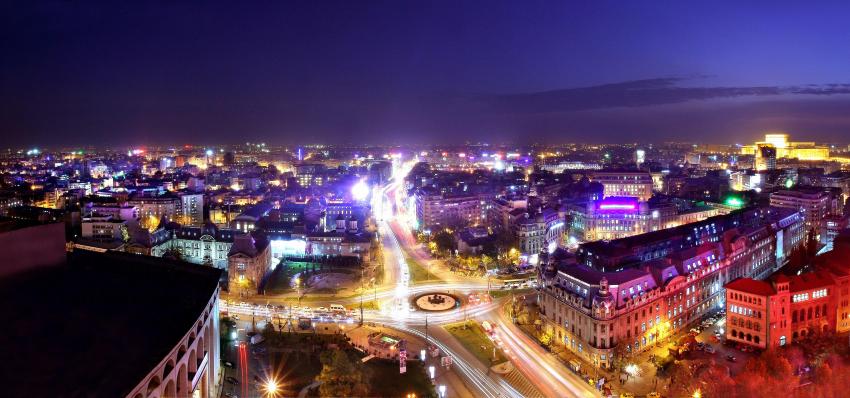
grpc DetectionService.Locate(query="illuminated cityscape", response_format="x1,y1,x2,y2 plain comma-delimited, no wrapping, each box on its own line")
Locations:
3,2,850,398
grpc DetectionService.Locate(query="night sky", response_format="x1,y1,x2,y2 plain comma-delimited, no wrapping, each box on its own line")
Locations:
2,1,850,147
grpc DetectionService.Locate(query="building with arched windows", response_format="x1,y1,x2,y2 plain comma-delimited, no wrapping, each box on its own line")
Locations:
1,250,222,398
725,269,838,349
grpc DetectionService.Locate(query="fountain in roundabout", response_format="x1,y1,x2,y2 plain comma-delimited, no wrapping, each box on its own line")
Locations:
413,292,459,312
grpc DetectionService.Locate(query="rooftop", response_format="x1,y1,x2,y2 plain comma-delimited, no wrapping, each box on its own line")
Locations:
725,278,776,296
788,270,835,293
0,250,221,397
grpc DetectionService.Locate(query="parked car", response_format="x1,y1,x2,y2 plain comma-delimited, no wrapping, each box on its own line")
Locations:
726,355,737,362
705,345,716,354
224,392,238,398
226,376,240,385
223,360,235,368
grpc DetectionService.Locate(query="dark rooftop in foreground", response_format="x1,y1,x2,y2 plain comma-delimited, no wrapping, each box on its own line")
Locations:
0,250,222,398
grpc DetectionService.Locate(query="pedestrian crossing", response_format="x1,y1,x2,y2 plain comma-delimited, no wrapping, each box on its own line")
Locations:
501,369,545,398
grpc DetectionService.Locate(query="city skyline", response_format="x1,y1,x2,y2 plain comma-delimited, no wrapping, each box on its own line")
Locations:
4,3,850,398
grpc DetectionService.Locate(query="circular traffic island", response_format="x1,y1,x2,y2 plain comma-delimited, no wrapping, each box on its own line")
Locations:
413,292,460,312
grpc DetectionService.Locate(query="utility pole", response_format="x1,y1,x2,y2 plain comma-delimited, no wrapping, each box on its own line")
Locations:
287,304,293,333
425,315,429,347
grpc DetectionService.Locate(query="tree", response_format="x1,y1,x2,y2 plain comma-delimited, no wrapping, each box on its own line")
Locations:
805,227,819,258
494,229,517,253
162,248,184,262
733,350,795,396
432,230,456,254
697,361,736,397
316,350,369,397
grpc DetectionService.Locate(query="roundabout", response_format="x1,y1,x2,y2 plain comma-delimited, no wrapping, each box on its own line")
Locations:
413,292,459,312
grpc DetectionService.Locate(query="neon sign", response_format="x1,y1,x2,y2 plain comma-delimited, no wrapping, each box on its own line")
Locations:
598,204,636,210
597,197,639,211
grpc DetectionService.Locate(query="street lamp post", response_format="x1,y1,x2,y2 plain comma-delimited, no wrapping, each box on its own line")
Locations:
425,315,429,347
360,268,365,326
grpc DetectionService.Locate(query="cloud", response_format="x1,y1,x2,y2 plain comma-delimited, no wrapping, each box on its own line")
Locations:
480,78,850,115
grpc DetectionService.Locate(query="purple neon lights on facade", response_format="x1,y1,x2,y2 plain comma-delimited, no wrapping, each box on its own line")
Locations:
598,203,636,210
596,197,639,211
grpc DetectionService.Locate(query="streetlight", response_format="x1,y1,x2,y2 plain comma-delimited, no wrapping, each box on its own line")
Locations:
429,365,435,379
263,378,280,397
624,363,640,381
692,389,702,398
438,385,447,398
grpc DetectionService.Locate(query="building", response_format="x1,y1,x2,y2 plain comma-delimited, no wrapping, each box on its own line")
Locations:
128,192,181,228
455,227,493,255
81,214,127,242
414,189,491,230
179,193,204,226
590,170,654,201
157,223,236,269
231,201,274,233
228,233,273,291
576,206,804,272
741,133,830,161
0,220,67,278
516,207,564,263
568,197,666,243
770,188,840,232
87,203,138,221
755,144,777,171
489,196,527,232
814,242,850,333
536,208,805,369
1,250,222,398
306,230,374,260
322,201,366,232
294,163,327,187
725,270,837,349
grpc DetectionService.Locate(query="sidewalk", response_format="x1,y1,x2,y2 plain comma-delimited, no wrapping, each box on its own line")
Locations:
343,324,476,398
512,300,668,396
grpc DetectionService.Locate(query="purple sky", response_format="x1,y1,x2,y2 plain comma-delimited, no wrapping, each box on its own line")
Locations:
2,1,850,147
